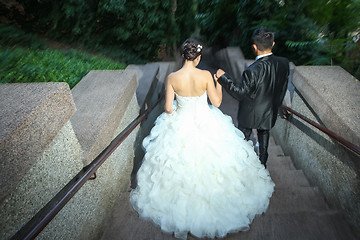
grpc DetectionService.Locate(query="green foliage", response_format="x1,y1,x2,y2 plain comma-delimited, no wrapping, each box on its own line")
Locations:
96,0,176,59
195,0,360,80
303,0,360,39
287,36,360,77
7,0,359,79
175,1,197,47
196,0,239,46
0,23,47,49
14,0,196,62
0,23,126,88
0,46,126,89
286,41,317,49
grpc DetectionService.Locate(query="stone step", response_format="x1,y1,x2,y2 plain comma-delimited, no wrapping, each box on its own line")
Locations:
270,169,311,188
103,190,356,240
102,187,331,240
226,211,358,240
267,186,329,214
268,145,285,158
101,190,175,240
267,156,296,170
269,136,276,146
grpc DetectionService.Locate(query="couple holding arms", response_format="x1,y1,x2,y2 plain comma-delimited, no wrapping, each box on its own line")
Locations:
130,27,290,239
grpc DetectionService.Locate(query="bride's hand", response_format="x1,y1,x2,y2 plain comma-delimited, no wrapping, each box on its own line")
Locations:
216,69,225,78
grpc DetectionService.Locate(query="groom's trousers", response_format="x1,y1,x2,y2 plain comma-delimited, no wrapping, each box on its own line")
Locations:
238,125,270,167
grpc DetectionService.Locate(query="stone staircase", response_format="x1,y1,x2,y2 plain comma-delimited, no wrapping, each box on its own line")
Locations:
100,134,357,240
241,139,357,240
100,62,358,240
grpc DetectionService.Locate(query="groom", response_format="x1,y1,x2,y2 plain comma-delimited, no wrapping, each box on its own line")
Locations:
215,27,289,168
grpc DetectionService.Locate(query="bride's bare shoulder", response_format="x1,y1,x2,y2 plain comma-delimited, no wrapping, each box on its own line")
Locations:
196,69,212,80
196,68,210,75
167,71,180,82
169,68,185,77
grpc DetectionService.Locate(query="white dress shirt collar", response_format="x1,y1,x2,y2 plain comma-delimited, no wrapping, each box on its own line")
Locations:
255,52,273,61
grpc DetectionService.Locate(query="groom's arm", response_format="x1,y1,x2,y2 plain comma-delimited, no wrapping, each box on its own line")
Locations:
218,71,252,102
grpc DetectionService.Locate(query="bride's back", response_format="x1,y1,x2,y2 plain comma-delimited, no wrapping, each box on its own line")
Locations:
164,38,222,113
169,67,208,97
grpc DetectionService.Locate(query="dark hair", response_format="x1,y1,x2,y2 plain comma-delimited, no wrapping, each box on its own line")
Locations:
252,27,274,51
181,38,203,61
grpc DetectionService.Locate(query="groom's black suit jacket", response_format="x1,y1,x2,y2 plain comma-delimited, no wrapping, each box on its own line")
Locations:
218,54,289,130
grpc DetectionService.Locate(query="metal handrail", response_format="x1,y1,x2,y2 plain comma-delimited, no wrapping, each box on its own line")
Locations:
281,105,360,156
11,95,164,240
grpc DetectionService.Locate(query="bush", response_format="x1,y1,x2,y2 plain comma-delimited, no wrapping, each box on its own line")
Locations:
0,23,127,88
196,0,360,80
0,23,47,49
12,0,196,62
0,47,126,89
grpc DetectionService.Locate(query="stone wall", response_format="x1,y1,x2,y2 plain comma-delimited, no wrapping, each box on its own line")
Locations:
0,70,141,240
272,66,360,233
0,83,76,204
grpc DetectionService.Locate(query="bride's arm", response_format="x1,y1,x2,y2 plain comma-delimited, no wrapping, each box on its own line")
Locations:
206,71,222,107
164,75,175,114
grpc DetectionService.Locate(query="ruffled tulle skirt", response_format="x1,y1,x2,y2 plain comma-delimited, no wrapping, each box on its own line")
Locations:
130,101,274,239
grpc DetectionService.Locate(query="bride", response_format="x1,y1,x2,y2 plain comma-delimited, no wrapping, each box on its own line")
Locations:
130,39,275,239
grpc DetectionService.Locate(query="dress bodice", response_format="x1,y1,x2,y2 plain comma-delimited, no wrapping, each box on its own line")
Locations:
175,91,208,111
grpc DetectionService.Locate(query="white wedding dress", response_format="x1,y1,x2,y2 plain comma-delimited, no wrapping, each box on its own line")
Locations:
130,91,275,239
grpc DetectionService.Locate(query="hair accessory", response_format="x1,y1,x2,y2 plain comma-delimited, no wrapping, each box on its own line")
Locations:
196,44,203,52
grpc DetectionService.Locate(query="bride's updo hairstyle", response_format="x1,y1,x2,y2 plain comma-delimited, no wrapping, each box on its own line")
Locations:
181,39,203,61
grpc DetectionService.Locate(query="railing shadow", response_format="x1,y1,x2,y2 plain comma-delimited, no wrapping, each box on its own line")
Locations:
282,114,360,168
